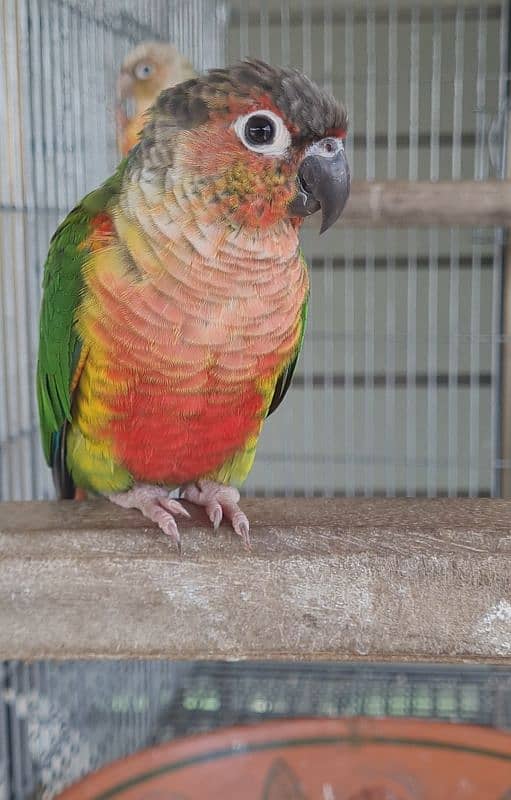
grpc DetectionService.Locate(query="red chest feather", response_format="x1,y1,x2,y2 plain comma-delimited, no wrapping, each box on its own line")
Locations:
106,371,265,484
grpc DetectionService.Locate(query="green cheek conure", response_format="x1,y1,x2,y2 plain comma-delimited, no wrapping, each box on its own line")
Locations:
37,60,350,549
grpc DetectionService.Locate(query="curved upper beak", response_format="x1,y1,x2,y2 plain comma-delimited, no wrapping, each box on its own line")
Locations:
288,140,351,234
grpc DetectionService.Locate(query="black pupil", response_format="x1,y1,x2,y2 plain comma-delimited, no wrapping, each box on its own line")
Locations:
245,115,275,146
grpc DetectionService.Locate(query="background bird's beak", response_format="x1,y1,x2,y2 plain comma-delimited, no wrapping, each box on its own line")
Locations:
117,72,132,102
288,142,351,234
116,73,135,126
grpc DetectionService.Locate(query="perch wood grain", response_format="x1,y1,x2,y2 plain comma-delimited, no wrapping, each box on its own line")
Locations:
309,180,511,227
1,498,511,661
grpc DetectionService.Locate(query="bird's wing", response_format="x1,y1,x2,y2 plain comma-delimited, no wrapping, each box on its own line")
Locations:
266,290,308,417
37,161,126,494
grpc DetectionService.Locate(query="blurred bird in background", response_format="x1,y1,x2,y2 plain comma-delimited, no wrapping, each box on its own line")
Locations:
116,41,196,156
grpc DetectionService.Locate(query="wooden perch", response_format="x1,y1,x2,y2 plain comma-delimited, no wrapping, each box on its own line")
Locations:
305,180,511,227
1,498,511,662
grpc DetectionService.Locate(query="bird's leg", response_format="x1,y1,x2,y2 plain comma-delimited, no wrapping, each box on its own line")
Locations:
108,484,190,551
180,480,250,548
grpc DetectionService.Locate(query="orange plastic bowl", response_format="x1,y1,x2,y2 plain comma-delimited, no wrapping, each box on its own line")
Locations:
56,717,511,799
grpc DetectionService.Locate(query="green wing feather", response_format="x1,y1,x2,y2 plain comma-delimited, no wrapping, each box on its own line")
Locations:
267,290,308,417
37,162,127,468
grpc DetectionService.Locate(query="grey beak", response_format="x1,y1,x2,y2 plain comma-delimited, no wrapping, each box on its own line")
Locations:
288,142,351,234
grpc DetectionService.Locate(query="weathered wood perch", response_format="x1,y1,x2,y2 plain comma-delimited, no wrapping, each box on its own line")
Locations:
1,498,511,662
307,180,511,227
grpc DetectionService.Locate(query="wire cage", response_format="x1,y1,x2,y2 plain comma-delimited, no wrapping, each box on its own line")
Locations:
3,661,511,799
231,0,510,498
0,0,228,503
1,0,509,501
2,1,511,799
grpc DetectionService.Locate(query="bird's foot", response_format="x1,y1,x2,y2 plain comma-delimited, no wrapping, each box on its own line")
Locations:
108,484,190,552
180,480,250,548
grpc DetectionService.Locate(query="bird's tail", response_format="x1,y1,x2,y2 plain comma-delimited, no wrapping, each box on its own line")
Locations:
51,421,77,499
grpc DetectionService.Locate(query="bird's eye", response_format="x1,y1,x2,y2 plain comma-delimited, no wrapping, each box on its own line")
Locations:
234,109,291,157
244,115,275,146
134,62,154,80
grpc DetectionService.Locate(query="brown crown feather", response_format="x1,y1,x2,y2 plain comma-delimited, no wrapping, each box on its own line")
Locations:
153,59,348,145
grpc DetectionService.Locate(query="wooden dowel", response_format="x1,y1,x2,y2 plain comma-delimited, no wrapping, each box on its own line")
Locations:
303,180,511,227
1,498,511,661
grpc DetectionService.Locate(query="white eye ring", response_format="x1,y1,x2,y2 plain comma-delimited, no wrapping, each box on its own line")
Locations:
134,62,154,80
233,109,291,157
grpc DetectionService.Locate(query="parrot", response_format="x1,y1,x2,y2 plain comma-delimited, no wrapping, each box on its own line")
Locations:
37,60,350,549
116,40,196,156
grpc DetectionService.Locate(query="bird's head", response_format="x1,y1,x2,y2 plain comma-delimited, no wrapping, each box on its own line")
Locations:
117,41,195,111
133,60,350,235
